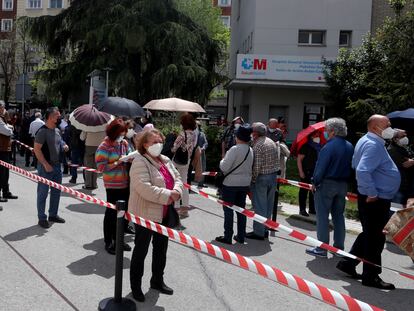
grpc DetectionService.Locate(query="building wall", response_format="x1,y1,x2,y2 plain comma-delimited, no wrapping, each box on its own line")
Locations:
371,0,413,33
0,0,17,38
212,0,231,16
230,0,372,78
16,0,67,17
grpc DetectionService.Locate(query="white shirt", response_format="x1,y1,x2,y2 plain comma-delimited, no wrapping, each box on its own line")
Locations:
29,118,45,137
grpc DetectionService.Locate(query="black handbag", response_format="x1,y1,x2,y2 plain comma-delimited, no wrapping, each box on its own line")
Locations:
173,132,189,165
162,204,181,229
215,148,250,190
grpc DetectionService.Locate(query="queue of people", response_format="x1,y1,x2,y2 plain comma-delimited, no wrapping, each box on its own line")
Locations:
2,102,411,296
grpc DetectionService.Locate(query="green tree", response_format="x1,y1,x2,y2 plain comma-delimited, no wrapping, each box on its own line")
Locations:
323,1,414,136
26,0,224,107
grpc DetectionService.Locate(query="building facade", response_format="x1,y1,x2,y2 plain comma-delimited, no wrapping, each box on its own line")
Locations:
0,0,16,37
213,0,232,28
227,0,372,140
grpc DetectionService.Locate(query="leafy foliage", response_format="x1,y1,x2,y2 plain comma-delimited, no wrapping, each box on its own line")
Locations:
323,2,414,137
25,0,225,107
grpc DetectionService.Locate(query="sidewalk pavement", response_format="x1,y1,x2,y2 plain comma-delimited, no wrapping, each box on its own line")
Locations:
198,184,363,234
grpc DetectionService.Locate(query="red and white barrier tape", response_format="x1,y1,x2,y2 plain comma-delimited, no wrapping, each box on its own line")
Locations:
14,140,102,173
0,159,383,311
14,140,34,152
277,178,358,202
184,183,414,282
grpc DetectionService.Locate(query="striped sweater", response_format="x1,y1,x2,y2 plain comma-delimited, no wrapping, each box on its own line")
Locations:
95,137,130,189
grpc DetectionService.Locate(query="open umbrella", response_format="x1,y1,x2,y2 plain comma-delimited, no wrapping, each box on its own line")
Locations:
98,97,145,118
144,97,206,113
387,108,414,135
69,104,114,133
290,121,326,156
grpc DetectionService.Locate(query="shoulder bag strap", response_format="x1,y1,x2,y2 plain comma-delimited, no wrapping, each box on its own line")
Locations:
223,148,250,179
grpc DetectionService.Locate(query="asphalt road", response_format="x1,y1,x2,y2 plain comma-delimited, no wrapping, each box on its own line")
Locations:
1,157,413,311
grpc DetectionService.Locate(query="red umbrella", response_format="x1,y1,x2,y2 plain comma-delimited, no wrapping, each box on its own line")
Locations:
290,121,326,156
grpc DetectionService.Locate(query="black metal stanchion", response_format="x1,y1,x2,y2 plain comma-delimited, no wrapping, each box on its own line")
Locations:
12,140,16,165
98,200,136,311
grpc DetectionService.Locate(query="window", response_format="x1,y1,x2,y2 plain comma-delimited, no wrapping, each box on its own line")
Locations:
220,16,230,28
2,0,13,10
28,0,42,9
218,0,231,6
298,30,326,46
49,0,63,8
1,19,13,32
339,30,352,47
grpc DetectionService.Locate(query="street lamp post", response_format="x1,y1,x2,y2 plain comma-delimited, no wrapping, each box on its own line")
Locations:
103,67,112,98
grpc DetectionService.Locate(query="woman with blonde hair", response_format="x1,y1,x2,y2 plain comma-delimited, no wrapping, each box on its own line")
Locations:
129,129,183,302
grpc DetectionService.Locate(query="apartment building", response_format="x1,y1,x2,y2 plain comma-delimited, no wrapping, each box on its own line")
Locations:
227,0,372,140
14,0,68,103
213,0,232,28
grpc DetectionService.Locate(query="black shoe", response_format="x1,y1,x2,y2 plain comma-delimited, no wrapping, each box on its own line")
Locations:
336,260,362,279
68,178,76,184
25,162,30,167
123,243,131,251
245,232,265,240
125,225,135,234
362,276,395,290
0,206,3,211
3,192,18,199
0,197,7,203
309,210,316,215
233,236,245,244
38,219,50,228
82,186,97,190
150,281,174,295
105,242,116,255
31,162,36,167
215,236,232,245
132,288,145,302
48,216,66,223
299,210,309,217
264,231,269,239
269,228,278,232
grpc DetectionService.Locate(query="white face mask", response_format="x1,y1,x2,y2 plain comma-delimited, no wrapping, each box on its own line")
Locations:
147,143,163,157
234,123,241,130
398,137,409,146
312,137,320,144
381,127,395,140
126,128,135,139
268,128,276,133
116,135,124,143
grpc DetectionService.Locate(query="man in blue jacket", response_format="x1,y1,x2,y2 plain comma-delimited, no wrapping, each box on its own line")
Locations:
337,114,400,290
306,118,354,258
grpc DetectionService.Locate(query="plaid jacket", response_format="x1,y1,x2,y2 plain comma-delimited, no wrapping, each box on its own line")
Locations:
252,136,280,182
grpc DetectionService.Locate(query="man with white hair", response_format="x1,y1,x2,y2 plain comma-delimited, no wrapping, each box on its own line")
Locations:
306,118,354,257
247,122,279,240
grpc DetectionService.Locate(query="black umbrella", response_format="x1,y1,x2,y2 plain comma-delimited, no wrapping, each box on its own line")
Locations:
387,108,414,135
98,97,144,118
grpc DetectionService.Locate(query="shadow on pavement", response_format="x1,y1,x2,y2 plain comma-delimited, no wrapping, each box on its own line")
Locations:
210,239,273,256
67,238,131,279
126,290,165,311
385,241,408,256
344,283,414,311
285,215,318,232
3,225,48,241
66,203,105,214
305,256,344,281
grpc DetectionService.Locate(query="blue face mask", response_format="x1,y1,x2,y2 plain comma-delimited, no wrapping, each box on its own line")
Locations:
324,131,329,140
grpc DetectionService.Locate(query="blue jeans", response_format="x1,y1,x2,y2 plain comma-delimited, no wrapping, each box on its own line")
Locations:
222,185,249,242
37,164,63,220
70,148,83,180
314,179,347,250
252,173,277,237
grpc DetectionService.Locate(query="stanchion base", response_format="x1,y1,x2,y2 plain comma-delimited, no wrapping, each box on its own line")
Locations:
98,298,136,311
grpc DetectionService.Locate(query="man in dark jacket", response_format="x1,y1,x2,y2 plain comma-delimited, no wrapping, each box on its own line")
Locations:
0,101,18,202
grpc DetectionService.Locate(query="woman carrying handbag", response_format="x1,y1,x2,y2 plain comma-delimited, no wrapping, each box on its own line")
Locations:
215,124,254,245
129,129,183,302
